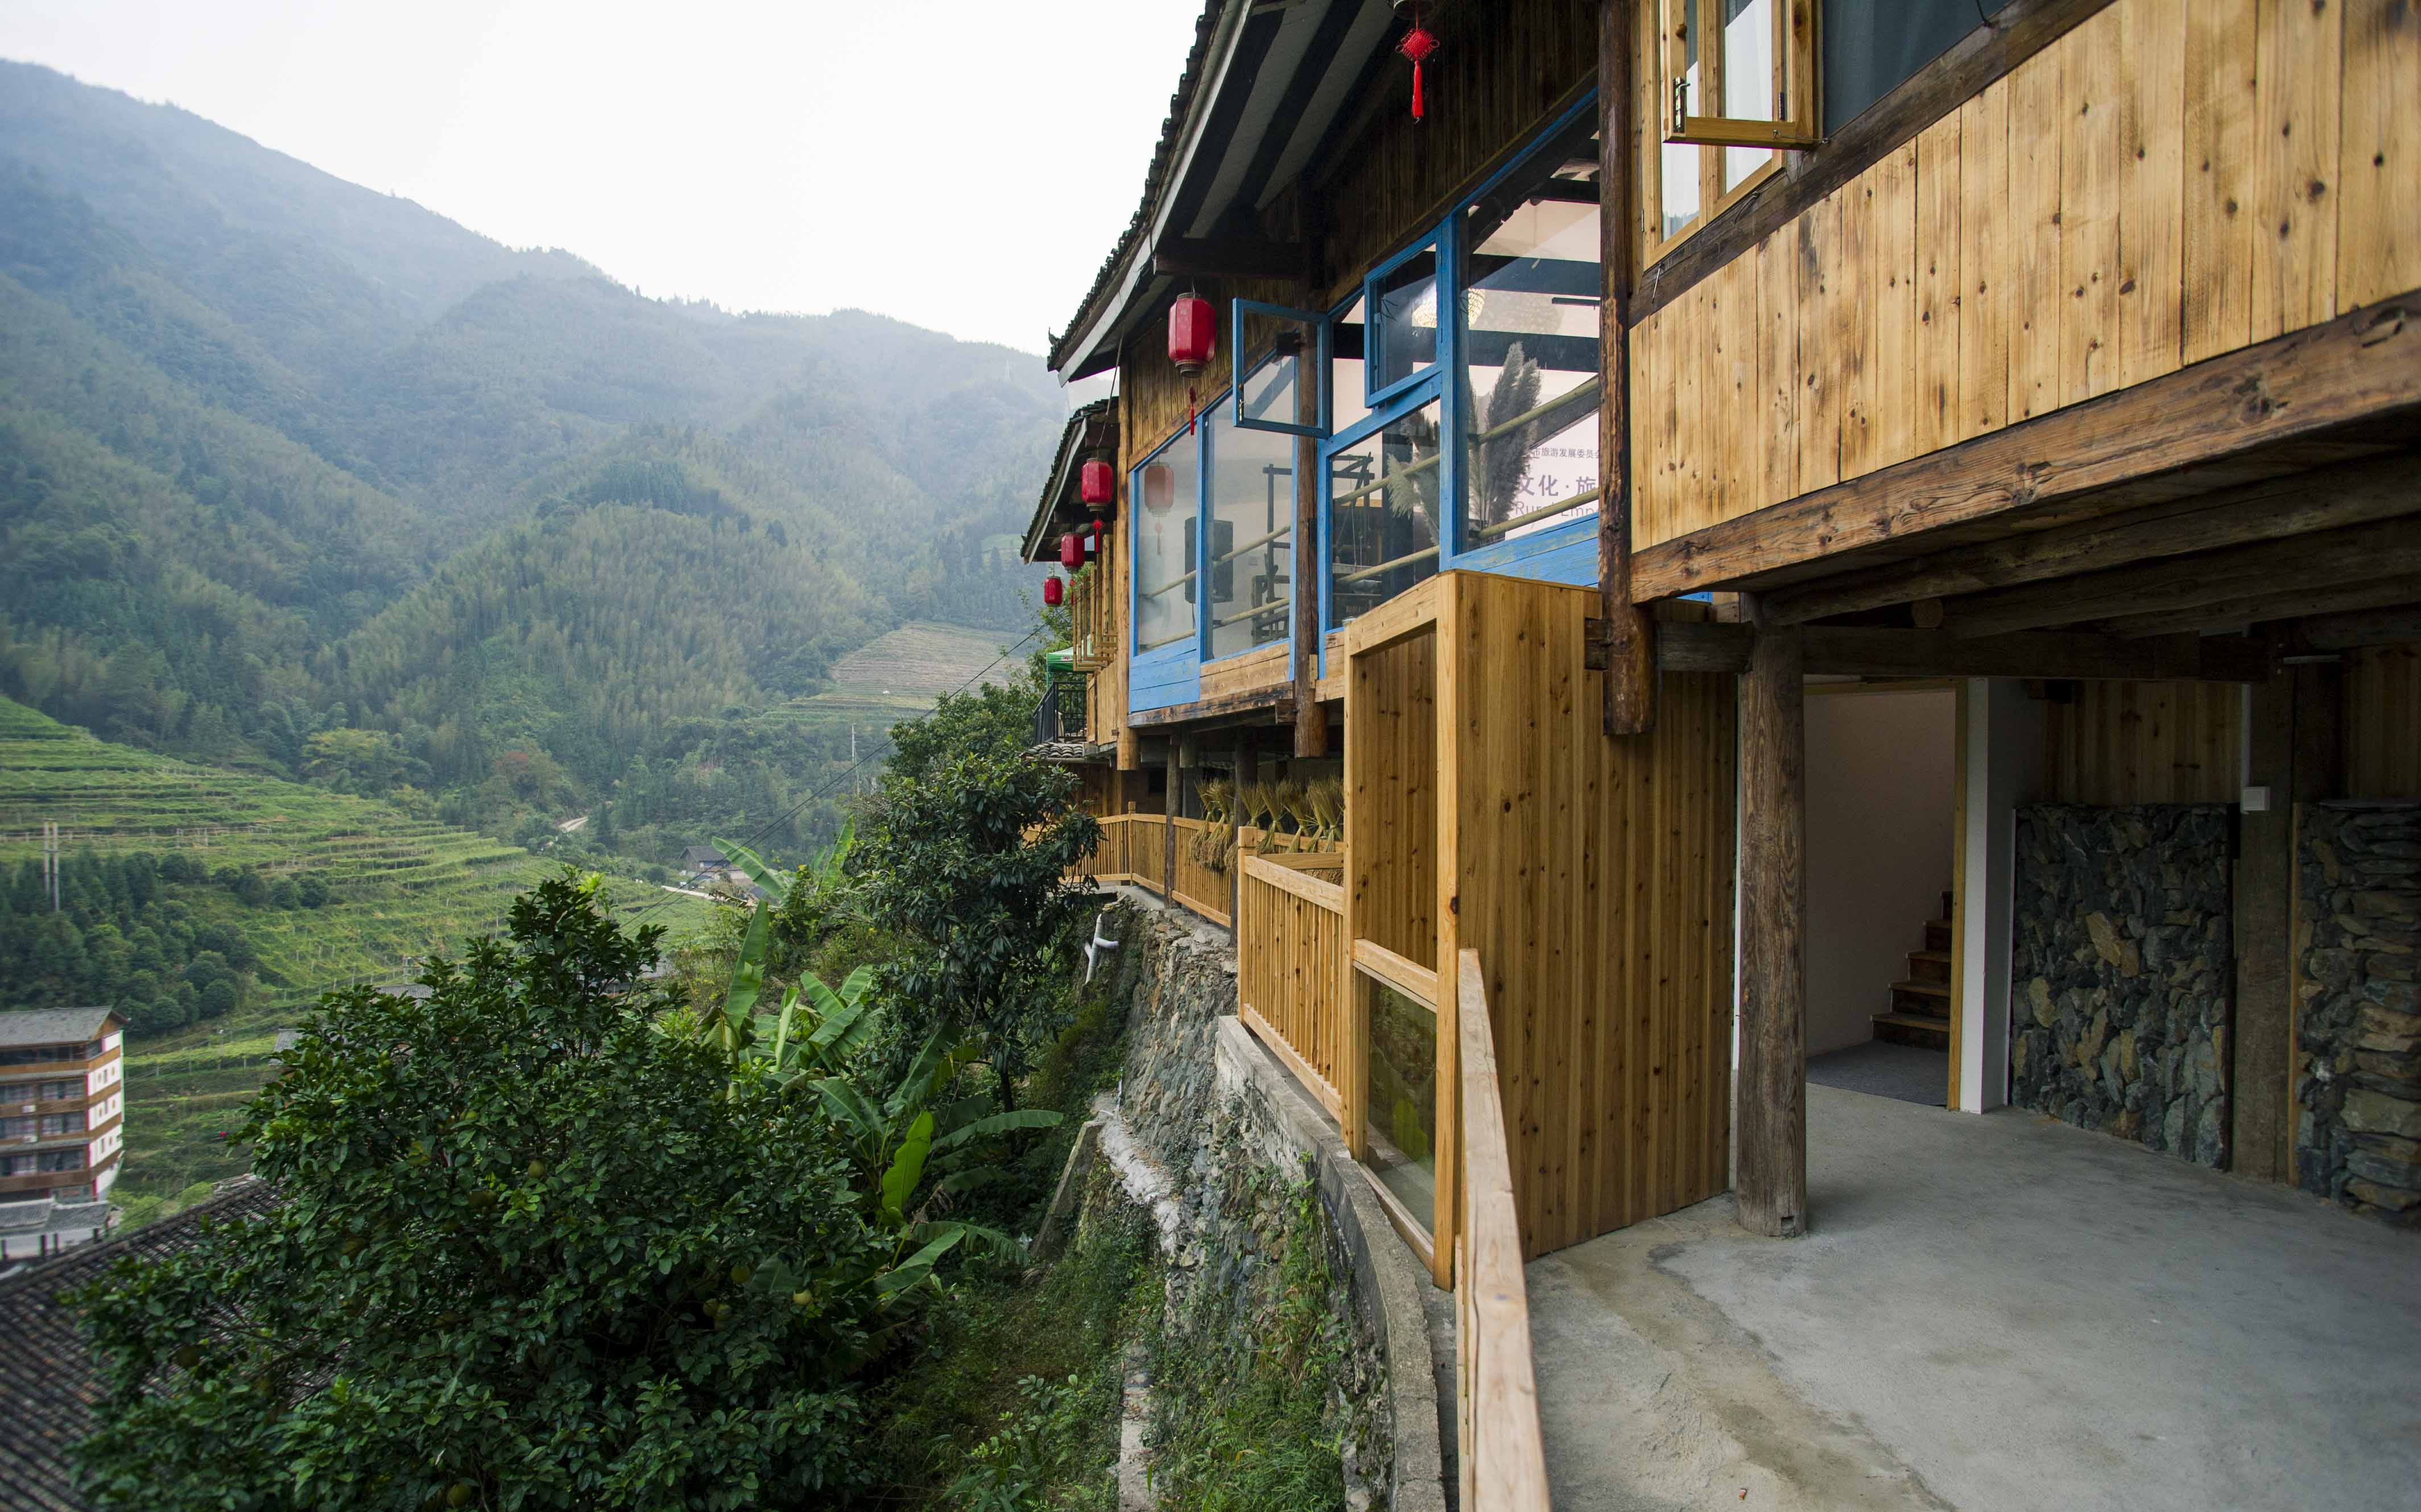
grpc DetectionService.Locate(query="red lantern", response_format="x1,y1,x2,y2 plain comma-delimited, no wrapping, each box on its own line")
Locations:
1170,293,1215,433
1043,576,1064,608
1060,532,1083,571
1397,4,1437,122
1142,463,1176,516
1080,458,1115,509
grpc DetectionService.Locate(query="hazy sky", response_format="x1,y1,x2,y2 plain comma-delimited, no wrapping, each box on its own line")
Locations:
0,1,1200,359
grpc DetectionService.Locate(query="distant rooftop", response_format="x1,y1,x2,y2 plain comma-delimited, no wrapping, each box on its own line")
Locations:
0,1009,114,1050
0,1177,276,1512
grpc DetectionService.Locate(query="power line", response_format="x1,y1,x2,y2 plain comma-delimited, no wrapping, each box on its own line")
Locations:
617,625,1050,927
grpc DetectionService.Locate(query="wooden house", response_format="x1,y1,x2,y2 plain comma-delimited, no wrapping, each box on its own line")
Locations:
1021,1,2418,1494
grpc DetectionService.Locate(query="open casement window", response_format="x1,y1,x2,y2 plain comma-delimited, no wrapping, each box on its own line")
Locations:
1663,0,1817,147
1231,299,1327,438
1655,0,1815,249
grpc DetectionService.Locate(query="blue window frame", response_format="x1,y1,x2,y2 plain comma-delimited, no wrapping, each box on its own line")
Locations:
1230,300,1328,438
1362,232,1448,411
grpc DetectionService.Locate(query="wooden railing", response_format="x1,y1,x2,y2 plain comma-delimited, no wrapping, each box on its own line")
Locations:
1068,565,1113,669
1236,850,1350,1119
1455,948,1550,1512
1169,817,1230,926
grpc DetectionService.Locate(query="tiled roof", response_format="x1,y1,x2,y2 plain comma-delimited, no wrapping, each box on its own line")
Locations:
0,1178,276,1511
0,1009,114,1050
1046,1,1228,374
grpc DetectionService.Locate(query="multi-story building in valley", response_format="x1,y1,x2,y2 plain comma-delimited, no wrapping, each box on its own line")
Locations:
0,1008,124,1264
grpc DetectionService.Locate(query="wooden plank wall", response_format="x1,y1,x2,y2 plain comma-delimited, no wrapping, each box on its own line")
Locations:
1632,0,2421,548
1437,574,1737,1256
2345,642,2421,800
2042,680,2244,804
1318,1,1598,303
1348,630,1440,971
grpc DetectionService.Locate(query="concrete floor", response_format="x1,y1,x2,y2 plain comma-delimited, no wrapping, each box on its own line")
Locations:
1527,1085,2421,1512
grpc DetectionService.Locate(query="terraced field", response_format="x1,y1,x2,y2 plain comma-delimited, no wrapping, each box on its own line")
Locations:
827,621,1019,699
0,696,715,1212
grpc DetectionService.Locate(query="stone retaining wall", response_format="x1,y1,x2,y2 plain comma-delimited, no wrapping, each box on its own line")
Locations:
1090,893,1448,1512
2010,805,2233,1167
2293,803,2421,1227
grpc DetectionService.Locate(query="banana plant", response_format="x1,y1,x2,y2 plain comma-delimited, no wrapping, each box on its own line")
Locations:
807,1030,1063,1276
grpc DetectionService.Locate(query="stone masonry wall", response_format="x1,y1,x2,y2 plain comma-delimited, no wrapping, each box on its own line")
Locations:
2011,805,2234,1167
2294,803,2421,1226
1089,895,1445,1512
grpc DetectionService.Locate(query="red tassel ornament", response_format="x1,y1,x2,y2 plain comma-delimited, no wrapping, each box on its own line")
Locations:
1397,5,1437,123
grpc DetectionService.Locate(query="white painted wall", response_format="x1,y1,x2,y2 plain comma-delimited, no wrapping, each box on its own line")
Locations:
1803,687,1959,1056
1956,678,2050,1113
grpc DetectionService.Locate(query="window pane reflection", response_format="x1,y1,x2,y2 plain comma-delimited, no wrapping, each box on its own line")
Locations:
1371,249,1440,393
1205,407,1294,660
1134,433,1198,654
1328,398,1443,627
1365,977,1437,1229
1461,192,1602,549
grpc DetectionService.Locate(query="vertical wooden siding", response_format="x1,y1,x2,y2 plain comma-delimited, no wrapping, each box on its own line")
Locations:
1318,1,1598,300
2042,680,2244,804
2345,643,2421,800
1633,0,2421,548
1437,575,1737,1256
1348,630,1441,971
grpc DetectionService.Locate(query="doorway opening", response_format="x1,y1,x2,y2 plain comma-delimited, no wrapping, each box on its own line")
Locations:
1802,681,1960,1108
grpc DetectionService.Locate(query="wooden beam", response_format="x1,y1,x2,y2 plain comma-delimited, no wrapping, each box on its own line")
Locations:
2096,576,2421,640
1624,621,2276,681
1126,684,1297,729
1761,454,2421,625
1632,290,2421,600
1598,0,1655,736
2296,602,2421,651
1634,0,2120,324
1945,516,2421,639
1735,596,1807,1238
1151,235,1305,283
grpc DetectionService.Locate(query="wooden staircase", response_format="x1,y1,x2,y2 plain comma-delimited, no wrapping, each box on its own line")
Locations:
1871,891,1953,1051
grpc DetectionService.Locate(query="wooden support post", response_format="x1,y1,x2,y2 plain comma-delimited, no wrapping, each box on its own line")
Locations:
1736,598,1807,1237
1166,742,1183,895
1294,194,1331,759
2234,648,2295,1182
1598,0,1655,736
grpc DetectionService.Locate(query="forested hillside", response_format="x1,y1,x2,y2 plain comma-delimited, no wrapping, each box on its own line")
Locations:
0,60,1056,868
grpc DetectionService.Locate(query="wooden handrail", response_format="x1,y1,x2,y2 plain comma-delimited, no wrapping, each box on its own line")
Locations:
1242,850,1344,912
1456,948,1551,1511
1353,937,1439,1007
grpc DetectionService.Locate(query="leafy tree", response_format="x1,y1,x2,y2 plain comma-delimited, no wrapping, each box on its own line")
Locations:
300,728,428,795
75,875,896,1510
857,745,1098,1113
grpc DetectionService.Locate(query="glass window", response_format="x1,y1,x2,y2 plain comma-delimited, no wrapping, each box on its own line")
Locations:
1722,0,1778,190
1461,178,1604,551
1663,3,1704,239
41,1080,80,1102
1133,431,1199,655
1370,247,1441,395
1824,0,2006,134
1328,398,1444,628
1331,298,1372,439
39,1113,84,1137
1204,406,1296,661
0,1118,32,1140
1364,977,1437,1228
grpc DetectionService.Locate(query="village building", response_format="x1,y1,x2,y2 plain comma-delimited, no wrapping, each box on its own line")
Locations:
1024,2,2420,1505
0,1007,126,1266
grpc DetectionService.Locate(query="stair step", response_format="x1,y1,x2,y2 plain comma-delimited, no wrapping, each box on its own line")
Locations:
1893,977,1949,999
1873,1013,1951,1051
1924,920,1953,951
1906,949,1951,984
